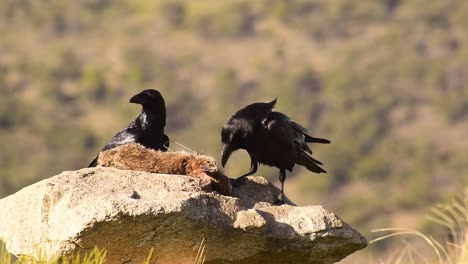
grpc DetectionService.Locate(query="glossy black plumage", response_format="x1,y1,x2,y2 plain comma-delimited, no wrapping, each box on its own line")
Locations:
220,98,330,204
88,89,169,167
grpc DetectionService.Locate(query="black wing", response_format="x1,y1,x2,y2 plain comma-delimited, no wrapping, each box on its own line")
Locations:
265,112,327,173
102,127,139,151
264,112,297,149
88,123,140,167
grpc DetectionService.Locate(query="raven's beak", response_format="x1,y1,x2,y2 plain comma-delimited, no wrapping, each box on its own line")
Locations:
221,144,234,167
129,93,144,104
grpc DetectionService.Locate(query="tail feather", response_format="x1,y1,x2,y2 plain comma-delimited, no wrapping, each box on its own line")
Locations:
305,135,331,144
309,156,323,165
297,153,326,173
290,121,330,144
88,155,98,167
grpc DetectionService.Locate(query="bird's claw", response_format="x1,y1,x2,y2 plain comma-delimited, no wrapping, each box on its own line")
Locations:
275,193,286,205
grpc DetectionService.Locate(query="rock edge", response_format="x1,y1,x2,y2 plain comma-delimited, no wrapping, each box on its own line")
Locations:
0,167,367,264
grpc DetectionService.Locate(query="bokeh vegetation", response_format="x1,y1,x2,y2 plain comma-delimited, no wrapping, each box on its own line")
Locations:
1,0,467,262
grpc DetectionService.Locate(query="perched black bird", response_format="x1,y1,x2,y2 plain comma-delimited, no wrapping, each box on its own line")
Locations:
88,89,169,167
221,98,330,204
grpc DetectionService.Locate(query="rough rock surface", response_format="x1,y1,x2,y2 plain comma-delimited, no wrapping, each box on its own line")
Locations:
0,167,367,263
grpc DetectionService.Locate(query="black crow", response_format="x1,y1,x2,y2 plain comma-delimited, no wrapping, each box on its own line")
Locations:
88,89,169,167
220,98,330,204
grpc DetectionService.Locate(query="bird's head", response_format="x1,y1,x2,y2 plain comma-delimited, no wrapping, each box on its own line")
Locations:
220,118,250,167
220,98,276,167
129,89,166,116
130,89,164,105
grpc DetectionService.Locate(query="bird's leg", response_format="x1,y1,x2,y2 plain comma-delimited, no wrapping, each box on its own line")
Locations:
275,169,286,205
239,159,258,178
233,158,258,187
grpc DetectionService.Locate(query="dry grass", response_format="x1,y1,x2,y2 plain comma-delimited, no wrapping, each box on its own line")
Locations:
194,238,206,264
371,189,468,264
0,240,207,264
0,245,106,264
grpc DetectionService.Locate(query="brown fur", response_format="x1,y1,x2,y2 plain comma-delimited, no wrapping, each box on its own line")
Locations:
96,143,232,195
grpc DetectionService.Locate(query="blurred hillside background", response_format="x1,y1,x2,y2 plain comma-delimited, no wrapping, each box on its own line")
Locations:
0,0,467,262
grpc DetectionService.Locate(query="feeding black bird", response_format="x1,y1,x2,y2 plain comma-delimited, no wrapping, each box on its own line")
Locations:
220,98,330,204
88,89,170,167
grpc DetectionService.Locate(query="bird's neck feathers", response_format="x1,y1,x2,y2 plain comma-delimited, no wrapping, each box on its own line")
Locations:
137,110,165,130
141,104,166,118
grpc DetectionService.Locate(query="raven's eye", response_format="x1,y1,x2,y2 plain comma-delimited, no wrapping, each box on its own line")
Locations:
142,93,152,100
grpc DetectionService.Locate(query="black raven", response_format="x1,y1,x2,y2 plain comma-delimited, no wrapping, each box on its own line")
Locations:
88,89,169,167
220,98,330,204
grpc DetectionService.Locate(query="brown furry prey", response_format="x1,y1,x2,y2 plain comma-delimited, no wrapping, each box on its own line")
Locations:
97,143,232,196
221,98,330,204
